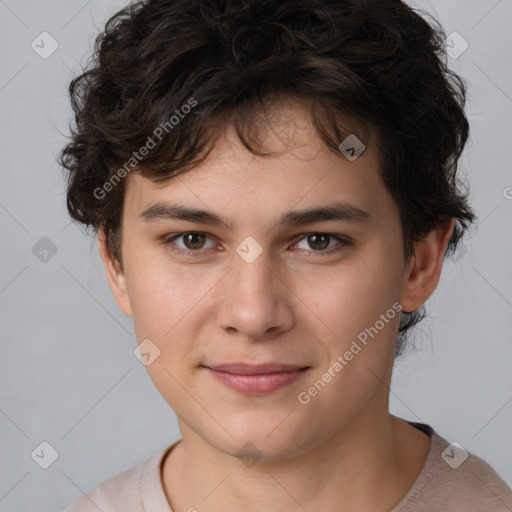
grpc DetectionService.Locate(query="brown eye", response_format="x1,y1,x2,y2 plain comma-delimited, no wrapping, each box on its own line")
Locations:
293,233,351,255
306,233,330,251
163,232,216,257
182,233,207,250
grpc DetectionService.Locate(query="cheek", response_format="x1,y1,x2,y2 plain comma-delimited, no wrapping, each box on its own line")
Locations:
301,261,400,338
125,264,214,373
298,249,403,379
125,256,200,334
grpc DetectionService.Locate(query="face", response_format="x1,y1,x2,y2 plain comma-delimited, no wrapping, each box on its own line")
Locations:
101,102,429,461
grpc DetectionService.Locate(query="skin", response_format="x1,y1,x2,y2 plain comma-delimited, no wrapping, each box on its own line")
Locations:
99,100,454,512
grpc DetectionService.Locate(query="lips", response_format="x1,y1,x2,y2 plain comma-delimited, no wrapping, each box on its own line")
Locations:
208,363,307,374
203,363,310,394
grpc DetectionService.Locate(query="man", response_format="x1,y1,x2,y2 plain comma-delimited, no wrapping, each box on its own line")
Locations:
59,0,512,510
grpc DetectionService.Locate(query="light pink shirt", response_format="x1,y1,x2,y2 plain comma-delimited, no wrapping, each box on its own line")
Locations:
61,423,512,511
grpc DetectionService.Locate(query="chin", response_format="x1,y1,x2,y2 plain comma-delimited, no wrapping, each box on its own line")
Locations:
210,413,319,463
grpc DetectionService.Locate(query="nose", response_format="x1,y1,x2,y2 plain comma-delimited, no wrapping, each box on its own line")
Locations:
216,247,295,341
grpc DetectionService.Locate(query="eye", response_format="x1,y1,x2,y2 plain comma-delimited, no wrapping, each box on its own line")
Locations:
293,233,351,255
163,232,217,256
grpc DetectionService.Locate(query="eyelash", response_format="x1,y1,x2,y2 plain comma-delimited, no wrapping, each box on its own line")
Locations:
162,232,352,258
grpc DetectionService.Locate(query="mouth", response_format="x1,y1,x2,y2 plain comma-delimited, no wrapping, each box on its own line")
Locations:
201,363,311,395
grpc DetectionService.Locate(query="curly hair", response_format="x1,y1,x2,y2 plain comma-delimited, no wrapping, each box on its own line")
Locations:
58,0,477,356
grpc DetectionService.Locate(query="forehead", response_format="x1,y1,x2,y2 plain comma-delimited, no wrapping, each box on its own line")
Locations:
122,104,389,227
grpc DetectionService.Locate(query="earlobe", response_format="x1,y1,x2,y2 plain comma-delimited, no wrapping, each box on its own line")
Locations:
98,228,134,318
400,219,454,313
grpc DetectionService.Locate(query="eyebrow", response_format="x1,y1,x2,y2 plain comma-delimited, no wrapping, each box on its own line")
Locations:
138,201,371,230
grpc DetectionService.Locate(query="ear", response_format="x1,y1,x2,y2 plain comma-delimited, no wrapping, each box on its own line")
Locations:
98,227,133,318
400,218,454,313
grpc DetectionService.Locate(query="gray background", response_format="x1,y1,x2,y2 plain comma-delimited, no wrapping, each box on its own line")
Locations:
0,0,511,510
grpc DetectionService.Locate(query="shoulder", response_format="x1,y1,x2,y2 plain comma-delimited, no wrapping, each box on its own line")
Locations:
395,423,512,511
61,445,171,512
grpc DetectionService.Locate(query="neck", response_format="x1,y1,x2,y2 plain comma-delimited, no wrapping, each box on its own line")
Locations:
162,410,431,512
